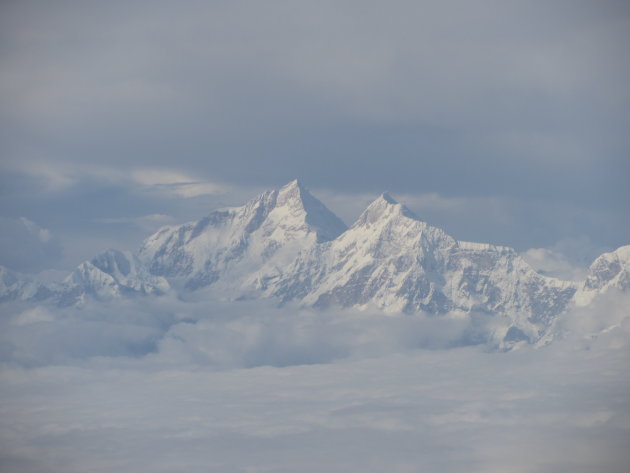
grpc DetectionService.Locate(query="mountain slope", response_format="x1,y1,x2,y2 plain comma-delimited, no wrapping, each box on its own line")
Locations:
137,179,347,292
574,245,630,307
0,266,53,303
57,249,170,306
253,193,577,344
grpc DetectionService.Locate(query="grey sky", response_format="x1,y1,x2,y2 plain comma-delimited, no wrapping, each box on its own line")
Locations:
1,0,629,272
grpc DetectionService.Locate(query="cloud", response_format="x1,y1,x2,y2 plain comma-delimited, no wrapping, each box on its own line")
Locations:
522,247,587,280
149,306,478,369
12,306,55,326
1,0,628,195
18,217,52,243
131,169,226,198
0,286,628,369
0,297,477,368
4,161,228,199
550,290,630,350
94,214,175,231
0,217,63,272
0,292,629,472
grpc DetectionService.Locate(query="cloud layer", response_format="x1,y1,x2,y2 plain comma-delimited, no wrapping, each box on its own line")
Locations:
0,290,629,472
0,294,629,472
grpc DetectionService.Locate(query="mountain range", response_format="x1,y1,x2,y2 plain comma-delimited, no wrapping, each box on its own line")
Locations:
2,180,628,348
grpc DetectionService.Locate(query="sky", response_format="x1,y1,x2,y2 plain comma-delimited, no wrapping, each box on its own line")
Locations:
1,0,629,274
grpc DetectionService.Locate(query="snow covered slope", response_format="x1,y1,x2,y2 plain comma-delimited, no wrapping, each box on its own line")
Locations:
574,245,630,307
251,193,578,344
0,266,53,303
137,179,347,293
57,249,170,307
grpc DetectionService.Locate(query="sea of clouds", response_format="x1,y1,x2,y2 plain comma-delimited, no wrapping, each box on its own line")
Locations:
1,293,629,472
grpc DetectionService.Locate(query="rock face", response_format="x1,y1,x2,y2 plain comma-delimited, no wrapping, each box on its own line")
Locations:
1,180,627,347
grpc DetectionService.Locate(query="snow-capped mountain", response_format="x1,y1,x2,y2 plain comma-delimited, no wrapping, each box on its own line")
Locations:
242,192,578,343
56,249,170,307
0,266,53,303
134,184,581,342
574,245,630,307
1,180,627,347
137,179,346,293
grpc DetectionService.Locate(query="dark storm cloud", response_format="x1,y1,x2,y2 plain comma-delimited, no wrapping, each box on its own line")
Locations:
0,0,628,267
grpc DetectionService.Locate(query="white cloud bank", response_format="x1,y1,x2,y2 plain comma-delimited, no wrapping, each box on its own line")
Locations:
0,292,629,472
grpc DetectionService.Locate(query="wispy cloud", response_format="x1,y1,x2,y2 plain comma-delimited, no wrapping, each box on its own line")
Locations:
94,214,175,230
0,217,63,272
522,247,588,281
5,161,228,199
131,169,226,198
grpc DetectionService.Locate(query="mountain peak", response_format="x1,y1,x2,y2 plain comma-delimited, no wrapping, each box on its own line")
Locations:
273,179,346,241
379,192,397,204
354,193,416,226
277,179,308,206
89,248,132,277
583,245,630,291
281,178,303,191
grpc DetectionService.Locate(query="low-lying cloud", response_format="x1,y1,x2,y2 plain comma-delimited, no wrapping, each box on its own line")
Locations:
0,297,482,369
2,291,629,369
0,290,629,473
